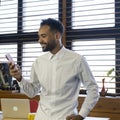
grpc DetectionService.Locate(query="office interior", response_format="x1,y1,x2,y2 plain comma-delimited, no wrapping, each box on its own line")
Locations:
0,0,120,120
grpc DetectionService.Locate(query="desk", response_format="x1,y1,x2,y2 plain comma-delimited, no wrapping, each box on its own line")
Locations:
0,112,110,120
84,117,110,120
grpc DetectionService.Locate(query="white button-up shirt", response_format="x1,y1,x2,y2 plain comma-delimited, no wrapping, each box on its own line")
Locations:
19,46,99,120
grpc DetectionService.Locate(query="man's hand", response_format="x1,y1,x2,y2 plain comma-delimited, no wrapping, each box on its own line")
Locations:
9,62,22,82
66,114,84,120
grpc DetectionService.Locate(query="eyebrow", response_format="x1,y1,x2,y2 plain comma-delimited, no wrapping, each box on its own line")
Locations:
38,33,47,37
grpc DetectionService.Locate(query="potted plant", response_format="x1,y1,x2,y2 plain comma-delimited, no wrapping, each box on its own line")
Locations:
100,68,115,96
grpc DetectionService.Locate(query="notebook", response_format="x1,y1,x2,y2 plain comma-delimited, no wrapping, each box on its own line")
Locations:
1,98,30,120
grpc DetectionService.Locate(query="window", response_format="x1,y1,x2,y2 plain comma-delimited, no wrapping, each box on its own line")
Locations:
21,0,59,79
23,0,59,32
65,0,118,94
0,0,18,34
72,39,115,93
0,0,120,95
22,42,45,80
0,43,17,63
72,0,115,29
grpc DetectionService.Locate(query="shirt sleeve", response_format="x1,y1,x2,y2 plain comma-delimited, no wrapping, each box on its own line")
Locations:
18,63,41,98
79,56,100,118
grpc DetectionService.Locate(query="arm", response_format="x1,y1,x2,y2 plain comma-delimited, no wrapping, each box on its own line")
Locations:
78,56,100,118
66,56,99,120
9,62,41,98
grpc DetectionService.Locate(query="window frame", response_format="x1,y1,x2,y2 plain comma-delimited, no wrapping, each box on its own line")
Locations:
0,0,120,95
65,0,120,94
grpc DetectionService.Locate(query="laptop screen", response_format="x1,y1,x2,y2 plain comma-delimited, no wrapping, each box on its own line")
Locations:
1,98,30,119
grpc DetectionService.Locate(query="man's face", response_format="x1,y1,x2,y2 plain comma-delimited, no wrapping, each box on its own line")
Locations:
38,25,57,52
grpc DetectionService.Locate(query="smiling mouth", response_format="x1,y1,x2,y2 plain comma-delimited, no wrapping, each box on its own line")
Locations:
41,44,47,51
41,44,46,48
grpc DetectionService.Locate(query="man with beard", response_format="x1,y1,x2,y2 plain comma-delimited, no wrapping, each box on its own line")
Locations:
9,18,99,120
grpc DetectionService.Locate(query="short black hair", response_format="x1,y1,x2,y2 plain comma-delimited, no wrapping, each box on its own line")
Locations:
40,18,64,35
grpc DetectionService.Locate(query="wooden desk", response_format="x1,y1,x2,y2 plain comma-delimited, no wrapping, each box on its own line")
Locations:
0,111,110,120
0,91,120,120
84,117,110,120
77,95,120,120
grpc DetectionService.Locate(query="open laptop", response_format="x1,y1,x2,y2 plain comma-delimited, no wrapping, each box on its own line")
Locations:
1,98,30,120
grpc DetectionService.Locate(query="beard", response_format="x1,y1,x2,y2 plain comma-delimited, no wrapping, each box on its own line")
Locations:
41,39,57,52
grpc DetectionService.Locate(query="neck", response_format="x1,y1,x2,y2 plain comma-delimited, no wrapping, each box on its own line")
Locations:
50,44,63,54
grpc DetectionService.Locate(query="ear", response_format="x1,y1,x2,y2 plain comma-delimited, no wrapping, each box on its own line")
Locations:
55,32,61,40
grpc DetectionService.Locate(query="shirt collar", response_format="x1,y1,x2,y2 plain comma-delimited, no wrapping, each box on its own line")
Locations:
48,46,66,60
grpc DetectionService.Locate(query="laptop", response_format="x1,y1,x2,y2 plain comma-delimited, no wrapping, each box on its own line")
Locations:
1,98,30,120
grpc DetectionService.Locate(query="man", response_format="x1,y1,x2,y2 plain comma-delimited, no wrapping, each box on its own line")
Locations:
9,18,99,120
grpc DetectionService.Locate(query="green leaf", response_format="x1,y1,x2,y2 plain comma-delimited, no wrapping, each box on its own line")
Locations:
107,68,114,76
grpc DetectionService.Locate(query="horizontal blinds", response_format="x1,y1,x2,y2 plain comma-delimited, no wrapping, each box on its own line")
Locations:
0,43,17,89
66,0,120,95
0,0,59,91
21,0,59,78
0,0,17,34
0,43,17,63
72,0,115,29
23,0,59,32
21,0,59,79
22,42,44,80
0,0,120,96
72,39,115,93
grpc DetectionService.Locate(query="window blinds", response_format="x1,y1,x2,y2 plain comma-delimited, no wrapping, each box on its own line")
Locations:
72,39,115,93
65,0,120,95
72,0,115,29
21,0,59,79
0,0,120,96
22,42,44,80
23,0,59,32
0,0,17,34
0,43,17,63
